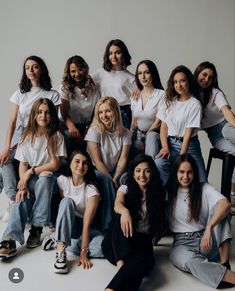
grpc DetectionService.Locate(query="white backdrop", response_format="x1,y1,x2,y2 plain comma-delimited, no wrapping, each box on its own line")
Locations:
0,0,234,187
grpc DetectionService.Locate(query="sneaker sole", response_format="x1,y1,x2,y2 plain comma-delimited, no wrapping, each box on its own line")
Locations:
0,251,17,259
54,266,68,274
26,242,41,249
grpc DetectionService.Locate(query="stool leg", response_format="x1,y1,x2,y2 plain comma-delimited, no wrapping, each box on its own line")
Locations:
207,150,213,177
221,157,235,200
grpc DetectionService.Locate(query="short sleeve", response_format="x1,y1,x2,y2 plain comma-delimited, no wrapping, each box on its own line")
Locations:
84,127,101,144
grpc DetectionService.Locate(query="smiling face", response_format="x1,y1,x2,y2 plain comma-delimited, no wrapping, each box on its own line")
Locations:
109,45,123,70
173,72,189,96
197,68,214,89
36,103,51,128
70,153,89,178
69,63,86,84
177,161,194,188
98,101,114,128
137,63,153,88
133,162,152,189
25,59,41,84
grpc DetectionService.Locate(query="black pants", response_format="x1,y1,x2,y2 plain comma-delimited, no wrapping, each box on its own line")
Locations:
102,214,155,291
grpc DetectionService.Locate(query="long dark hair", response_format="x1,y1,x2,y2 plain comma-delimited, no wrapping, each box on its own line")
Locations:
68,149,98,189
194,61,221,107
125,154,166,237
135,60,164,90
165,65,197,107
167,154,203,222
103,39,131,71
20,56,52,93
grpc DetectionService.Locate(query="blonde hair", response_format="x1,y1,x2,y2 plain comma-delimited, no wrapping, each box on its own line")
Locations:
91,96,125,135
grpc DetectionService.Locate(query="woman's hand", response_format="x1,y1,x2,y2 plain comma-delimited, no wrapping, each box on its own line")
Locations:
200,226,212,253
0,148,10,166
77,251,93,269
120,209,133,238
15,190,27,203
131,89,141,100
156,147,170,159
68,124,82,139
17,168,33,191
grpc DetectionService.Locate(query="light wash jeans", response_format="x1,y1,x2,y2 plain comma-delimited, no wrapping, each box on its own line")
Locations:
170,209,232,288
206,121,235,183
154,136,207,186
2,174,56,245
55,197,104,257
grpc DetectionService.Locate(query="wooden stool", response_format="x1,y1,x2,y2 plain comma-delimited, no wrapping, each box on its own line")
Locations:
207,148,235,200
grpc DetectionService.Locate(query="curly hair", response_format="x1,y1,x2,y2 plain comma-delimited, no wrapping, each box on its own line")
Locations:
19,56,52,93
167,154,203,223
103,39,131,71
91,96,125,136
135,60,164,90
124,154,166,238
61,55,96,98
165,65,197,108
20,98,60,158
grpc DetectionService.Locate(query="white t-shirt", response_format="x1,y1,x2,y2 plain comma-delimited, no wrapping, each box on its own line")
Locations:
57,175,100,218
201,88,229,129
10,87,61,128
85,127,131,173
131,89,165,131
92,68,136,106
157,97,202,137
15,132,66,167
58,85,100,124
118,185,149,233
169,183,226,233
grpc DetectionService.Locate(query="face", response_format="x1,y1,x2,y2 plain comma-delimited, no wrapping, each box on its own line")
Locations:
138,63,153,87
197,68,214,89
69,63,86,84
36,103,51,127
70,154,89,178
133,162,152,189
109,45,123,69
177,161,194,188
25,59,41,83
173,72,189,96
98,102,114,128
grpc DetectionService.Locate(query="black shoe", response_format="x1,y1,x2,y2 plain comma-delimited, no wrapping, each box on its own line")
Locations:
217,262,234,289
26,225,43,248
222,261,231,270
0,239,17,258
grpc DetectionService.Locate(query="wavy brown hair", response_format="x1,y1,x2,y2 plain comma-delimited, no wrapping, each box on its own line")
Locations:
20,98,60,158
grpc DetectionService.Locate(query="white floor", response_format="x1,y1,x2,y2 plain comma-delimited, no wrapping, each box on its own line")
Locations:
0,193,235,291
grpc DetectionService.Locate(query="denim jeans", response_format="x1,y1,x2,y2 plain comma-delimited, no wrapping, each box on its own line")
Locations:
55,197,104,257
120,105,132,129
154,136,207,186
206,121,235,183
2,174,56,245
1,148,18,199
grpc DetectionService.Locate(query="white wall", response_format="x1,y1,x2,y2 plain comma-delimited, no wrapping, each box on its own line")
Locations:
0,0,234,188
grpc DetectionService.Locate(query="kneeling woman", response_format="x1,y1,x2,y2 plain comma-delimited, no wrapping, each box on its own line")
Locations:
102,154,166,291
168,154,235,288
54,149,101,273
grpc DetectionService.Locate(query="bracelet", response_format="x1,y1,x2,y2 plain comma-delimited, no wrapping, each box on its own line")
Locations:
80,248,89,253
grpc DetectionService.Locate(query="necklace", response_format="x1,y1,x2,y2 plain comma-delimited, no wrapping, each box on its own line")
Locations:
183,192,189,202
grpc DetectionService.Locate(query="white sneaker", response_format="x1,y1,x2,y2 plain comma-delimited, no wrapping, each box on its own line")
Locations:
2,200,14,223
54,250,68,274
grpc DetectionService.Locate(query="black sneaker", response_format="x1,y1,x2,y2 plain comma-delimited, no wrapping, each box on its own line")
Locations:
0,239,17,258
54,251,68,274
26,225,43,248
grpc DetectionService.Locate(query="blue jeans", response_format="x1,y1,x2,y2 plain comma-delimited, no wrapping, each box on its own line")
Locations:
55,197,103,257
120,105,131,129
155,136,207,186
2,174,56,244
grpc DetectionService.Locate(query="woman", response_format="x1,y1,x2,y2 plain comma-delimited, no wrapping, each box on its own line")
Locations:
0,56,61,221
102,154,166,291
194,61,235,205
93,39,136,129
155,65,207,186
0,98,66,258
85,96,131,230
53,149,102,274
131,60,164,157
168,154,235,289
59,55,100,155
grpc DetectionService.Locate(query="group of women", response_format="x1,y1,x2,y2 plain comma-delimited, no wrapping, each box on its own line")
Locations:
0,38,235,290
